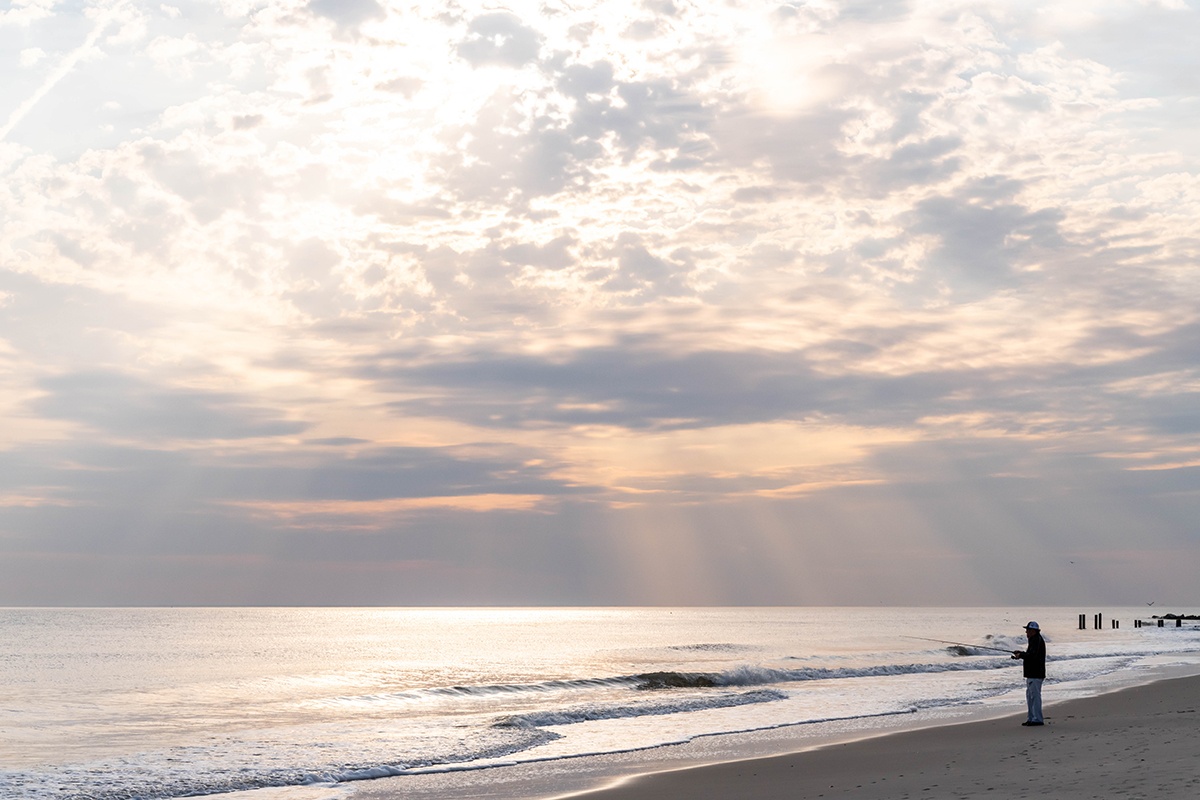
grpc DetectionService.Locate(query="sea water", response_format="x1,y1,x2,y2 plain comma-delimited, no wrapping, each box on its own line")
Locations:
2,606,1199,800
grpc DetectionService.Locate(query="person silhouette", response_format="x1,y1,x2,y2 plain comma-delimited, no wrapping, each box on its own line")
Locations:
1011,621,1046,726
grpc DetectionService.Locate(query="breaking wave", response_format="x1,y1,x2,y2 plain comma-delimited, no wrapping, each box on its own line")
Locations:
494,689,788,729
345,646,1153,707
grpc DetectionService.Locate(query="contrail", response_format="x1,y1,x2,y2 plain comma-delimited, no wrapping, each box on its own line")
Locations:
0,4,123,143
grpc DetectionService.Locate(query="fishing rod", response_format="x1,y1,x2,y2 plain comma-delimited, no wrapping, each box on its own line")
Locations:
901,636,1016,654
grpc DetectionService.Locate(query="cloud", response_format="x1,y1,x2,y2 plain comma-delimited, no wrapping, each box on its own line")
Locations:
0,435,590,596
32,372,309,441
869,134,963,194
0,432,591,554
907,181,1068,293
19,47,46,67
0,0,57,28
308,0,384,30
457,12,543,68
0,270,162,365
138,141,269,224
604,232,697,297
364,337,967,431
435,91,600,202
714,109,855,186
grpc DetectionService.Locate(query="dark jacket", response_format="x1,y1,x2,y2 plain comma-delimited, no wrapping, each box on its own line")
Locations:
1017,633,1046,679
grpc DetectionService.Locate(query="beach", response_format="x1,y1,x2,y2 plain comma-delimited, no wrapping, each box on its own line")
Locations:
555,673,1200,800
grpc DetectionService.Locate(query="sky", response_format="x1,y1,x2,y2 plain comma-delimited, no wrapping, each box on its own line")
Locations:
1,0,1198,607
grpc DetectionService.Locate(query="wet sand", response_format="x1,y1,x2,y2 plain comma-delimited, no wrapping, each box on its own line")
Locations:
570,674,1200,800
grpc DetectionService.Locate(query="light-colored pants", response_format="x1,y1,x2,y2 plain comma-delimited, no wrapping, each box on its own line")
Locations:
1026,678,1044,723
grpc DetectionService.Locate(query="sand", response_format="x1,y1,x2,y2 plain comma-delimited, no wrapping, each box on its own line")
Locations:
573,674,1200,800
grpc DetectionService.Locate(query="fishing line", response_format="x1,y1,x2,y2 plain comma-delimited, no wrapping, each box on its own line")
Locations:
901,635,1015,654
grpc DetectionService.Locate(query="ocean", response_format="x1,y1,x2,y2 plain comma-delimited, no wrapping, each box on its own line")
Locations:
3,606,1199,800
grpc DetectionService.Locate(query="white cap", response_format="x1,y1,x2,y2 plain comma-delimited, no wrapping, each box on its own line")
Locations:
1024,621,1040,630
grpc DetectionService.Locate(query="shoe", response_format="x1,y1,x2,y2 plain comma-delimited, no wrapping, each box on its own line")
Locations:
1021,721,1044,726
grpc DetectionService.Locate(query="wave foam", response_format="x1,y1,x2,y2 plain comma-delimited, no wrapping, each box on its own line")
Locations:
494,689,787,729
337,646,1143,707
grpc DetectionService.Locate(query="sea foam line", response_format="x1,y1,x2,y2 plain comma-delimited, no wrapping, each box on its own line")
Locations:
494,688,788,729
327,649,1157,706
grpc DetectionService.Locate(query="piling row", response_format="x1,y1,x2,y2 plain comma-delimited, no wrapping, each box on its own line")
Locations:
1078,613,1186,629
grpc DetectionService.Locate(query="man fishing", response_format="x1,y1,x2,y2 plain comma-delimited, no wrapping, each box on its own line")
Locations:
1011,621,1046,726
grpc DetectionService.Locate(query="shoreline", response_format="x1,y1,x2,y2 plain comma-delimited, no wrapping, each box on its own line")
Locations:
561,672,1200,800
342,667,1200,800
